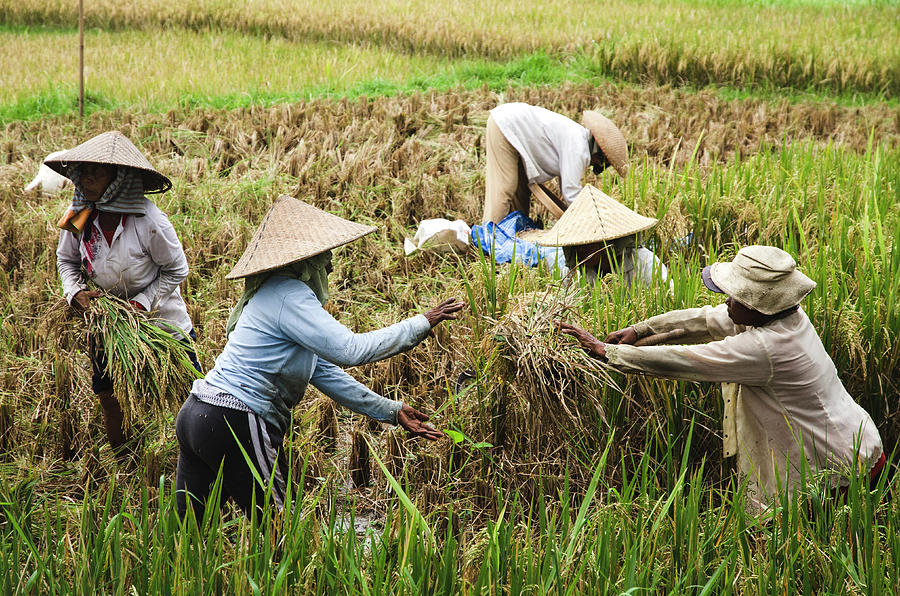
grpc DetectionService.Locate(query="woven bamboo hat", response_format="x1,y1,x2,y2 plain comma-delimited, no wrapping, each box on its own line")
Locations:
226,195,376,280
518,185,657,246
702,245,816,315
582,111,627,177
44,131,171,194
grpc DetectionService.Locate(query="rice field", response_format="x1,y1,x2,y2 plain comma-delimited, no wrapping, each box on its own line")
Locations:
1,1,900,593
2,0,899,111
0,27,471,120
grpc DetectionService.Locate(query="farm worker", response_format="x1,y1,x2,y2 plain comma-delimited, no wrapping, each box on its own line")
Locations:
174,195,464,521
557,245,884,512
49,131,199,454
518,185,670,288
482,102,627,225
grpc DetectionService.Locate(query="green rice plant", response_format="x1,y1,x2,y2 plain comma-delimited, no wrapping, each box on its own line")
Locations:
1,434,899,593
51,294,201,431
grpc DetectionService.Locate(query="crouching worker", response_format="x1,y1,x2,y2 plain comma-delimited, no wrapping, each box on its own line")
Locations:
557,245,884,512
49,132,199,454
518,185,670,288
175,196,464,521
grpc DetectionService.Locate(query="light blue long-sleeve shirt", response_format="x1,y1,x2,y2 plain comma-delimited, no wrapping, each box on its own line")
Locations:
199,276,432,432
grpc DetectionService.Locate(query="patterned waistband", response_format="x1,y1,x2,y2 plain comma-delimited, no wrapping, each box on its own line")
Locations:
191,379,253,413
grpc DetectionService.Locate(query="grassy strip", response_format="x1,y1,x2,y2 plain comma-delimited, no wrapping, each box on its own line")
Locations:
1,0,897,96
1,32,897,126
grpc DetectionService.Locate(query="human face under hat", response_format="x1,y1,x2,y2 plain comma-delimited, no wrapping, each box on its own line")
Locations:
702,245,816,324
589,145,611,175
77,163,117,202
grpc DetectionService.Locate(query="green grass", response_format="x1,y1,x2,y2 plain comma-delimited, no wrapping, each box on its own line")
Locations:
1,30,896,126
2,434,897,593
2,0,899,103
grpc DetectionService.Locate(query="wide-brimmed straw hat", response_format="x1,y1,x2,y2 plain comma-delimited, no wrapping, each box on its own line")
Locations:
582,111,628,177
518,185,657,246
43,131,171,194
226,195,376,280
702,245,816,315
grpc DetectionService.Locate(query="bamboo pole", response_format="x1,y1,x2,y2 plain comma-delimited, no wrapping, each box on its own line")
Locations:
79,0,84,118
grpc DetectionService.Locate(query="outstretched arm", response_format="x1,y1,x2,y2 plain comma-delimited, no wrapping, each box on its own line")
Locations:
606,304,744,346
279,288,462,367
310,357,443,440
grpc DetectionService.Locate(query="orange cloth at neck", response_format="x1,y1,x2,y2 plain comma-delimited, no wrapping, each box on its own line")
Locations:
57,207,92,234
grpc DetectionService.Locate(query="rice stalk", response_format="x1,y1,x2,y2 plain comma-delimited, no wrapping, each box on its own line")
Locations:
484,283,617,442
349,426,371,489
51,294,200,431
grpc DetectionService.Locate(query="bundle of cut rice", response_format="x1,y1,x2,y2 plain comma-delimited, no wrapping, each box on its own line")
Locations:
49,294,200,430
480,284,617,454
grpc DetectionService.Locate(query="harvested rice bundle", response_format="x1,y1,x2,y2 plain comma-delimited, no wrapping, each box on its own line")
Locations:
50,293,200,431
86,294,199,429
481,284,618,457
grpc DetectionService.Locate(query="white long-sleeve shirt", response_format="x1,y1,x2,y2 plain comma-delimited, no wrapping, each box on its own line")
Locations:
606,304,882,510
490,103,592,205
56,198,193,337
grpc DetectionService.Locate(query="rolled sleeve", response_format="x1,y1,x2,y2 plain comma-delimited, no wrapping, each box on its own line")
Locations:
310,357,402,424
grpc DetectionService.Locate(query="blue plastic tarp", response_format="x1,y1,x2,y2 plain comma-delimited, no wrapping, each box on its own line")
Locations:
471,211,568,274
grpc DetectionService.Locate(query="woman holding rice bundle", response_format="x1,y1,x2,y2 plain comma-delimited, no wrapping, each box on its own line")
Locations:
557,245,885,511
175,195,463,521
49,131,199,453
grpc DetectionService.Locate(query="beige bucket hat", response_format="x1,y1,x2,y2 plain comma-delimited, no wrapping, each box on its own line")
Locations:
702,245,816,315
44,131,171,194
518,185,657,246
582,111,628,177
226,195,376,280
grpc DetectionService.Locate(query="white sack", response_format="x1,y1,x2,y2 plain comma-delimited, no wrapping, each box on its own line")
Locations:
24,150,72,195
404,218,471,256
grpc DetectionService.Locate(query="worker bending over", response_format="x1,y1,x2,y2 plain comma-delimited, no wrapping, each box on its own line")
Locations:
482,102,627,225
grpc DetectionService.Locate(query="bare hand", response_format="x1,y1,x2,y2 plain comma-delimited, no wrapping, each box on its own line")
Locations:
423,298,465,328
554,320,607,360
604,326,638,345
72,290,101,311
127,300,146,312
397,404,445,441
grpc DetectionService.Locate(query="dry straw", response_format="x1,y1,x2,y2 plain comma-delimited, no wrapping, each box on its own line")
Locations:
480,284,618,466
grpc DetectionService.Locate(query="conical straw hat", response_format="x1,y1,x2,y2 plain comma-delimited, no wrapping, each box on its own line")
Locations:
226,195,376,279
44,131,171,194
582,111,627,177
518,185,656,246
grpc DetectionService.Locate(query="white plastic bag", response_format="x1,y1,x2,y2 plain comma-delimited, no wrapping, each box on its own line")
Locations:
24,150,72,195
404,218,471,255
